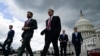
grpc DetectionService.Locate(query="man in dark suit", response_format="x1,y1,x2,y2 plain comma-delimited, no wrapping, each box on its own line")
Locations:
59,30,68,56
41,9,61,56
18,11,37,56
72,27,83,56
2,25,15,56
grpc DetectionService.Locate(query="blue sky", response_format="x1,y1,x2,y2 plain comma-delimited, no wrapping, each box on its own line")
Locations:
0,2,13,20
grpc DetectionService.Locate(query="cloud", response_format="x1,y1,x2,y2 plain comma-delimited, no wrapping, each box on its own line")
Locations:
0,0,100,51
0,12,46,51
13,0,100,27
0,12,23,48
0,13,11,39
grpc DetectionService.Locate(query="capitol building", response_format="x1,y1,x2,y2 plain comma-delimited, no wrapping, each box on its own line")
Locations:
33,11,100,54
75,10,100,52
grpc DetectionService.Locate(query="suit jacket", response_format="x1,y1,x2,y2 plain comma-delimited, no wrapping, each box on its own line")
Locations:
7,30,15,40
72,32,83,45
41,16,61,38
22,19,37,38
59,34,68,43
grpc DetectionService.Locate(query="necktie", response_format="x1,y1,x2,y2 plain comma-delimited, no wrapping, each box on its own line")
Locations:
47,17,52,30
25,19,30,26
63,34,65,38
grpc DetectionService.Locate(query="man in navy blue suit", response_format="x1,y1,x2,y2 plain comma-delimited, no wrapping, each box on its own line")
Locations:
59,30,68,56
2,25,15,56
72,27,83,56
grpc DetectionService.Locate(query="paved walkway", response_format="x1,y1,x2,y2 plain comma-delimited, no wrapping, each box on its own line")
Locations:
0,52,87,56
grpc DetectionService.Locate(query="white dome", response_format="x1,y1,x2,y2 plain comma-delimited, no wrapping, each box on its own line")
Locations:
75,16,93,27
74,11,95,38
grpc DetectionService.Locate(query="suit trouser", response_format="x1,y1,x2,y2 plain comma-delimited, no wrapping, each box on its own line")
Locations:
41,37,59,56
18,34,33,56
74,44,81,56
2,39,12,56
60,43,67,56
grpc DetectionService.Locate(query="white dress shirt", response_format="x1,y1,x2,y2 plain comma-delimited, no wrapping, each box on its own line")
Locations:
75,32,78,37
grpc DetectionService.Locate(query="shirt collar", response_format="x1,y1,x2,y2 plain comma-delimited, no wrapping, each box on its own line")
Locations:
74,31,78,33
50,16,53,19
9,29,12,32
49,16,53,20
28,18,32,20
10,29,12,31
27,18,32,22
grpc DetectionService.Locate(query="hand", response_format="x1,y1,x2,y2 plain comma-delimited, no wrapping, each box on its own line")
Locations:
40,29,46,35
7,39,11,42
41,31,44,35
81,41,83,45
20,39,23,43
22,27,30,30
60,41,63,42
63,40,66,42
60,40,66,42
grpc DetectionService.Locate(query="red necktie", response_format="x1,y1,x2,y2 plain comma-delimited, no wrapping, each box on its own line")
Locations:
25,20,29,26
47,17,52,30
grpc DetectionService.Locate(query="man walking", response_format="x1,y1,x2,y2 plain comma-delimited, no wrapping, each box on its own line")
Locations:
18,11,37,56
72,27,83,56
41,9,61,56
59,30,68,56
3,25,15,56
